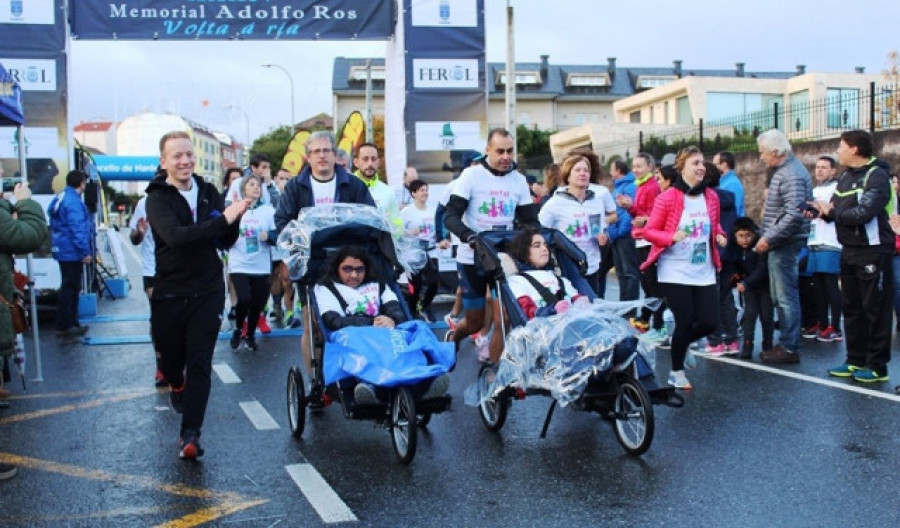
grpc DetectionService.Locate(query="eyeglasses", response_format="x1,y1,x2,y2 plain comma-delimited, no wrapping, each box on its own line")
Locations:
340,265,366,275
309,148,334,156
530,241,548,249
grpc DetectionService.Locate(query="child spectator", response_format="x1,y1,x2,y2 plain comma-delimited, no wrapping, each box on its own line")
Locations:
732,217,774,359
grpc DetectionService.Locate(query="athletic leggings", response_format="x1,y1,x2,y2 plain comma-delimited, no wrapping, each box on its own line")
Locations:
410,258,439,312
230,273,271,335
659,282,719,371
812,273,842,328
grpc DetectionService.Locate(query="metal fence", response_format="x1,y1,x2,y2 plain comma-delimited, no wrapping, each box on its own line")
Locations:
595,82,900,162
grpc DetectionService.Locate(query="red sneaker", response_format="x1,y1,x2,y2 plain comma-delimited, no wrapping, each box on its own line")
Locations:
257,314,271,334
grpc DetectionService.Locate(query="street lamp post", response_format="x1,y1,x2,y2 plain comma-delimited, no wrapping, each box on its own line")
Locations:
226,104,250,146
261,63,296,132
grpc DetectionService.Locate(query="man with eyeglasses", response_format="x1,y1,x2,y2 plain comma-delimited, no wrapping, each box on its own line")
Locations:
444,128,540,363
275,130,374,407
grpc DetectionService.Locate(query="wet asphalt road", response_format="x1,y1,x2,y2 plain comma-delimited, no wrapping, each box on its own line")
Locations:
1,232,899,527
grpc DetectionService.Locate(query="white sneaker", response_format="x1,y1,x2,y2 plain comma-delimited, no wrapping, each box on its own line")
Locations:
474,333,490,362
667,370,693,390
643,328,667,342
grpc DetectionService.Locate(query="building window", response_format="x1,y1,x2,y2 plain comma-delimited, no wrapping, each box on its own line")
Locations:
635,75,677,89
677,97,691,124
789,90,810,131
827,88,859,128
664,101,669,124
565,74,609,87
497,71,541,85
629,111,640,124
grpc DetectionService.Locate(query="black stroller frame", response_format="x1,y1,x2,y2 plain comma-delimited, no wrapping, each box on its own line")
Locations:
285,223,452,464
469,229,683,456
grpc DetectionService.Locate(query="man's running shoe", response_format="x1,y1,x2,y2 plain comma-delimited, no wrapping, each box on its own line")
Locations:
178,430,204,460
154,369,167,388
230,330,241,350
444,313,459,331
667,370,692,390
801,323,823,339
827,363,859,378
245,336,258,352
851,368,889,383
0,463,17,480
816,326,843,343
257,314,271,334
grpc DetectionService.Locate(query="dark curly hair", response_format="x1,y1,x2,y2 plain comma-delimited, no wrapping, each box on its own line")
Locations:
320,246,379,286
507,227,545,267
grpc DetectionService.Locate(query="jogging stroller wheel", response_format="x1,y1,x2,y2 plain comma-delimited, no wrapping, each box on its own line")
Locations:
477,364,508,431
390,387,418,464
286,367,307,438
612,373,654,456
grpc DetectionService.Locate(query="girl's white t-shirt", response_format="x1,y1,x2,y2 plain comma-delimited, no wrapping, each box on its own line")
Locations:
400,204,438,250
314,281,399,317
227,204,276,275
538,186,615,274
657,195,716,286
507,269,578,309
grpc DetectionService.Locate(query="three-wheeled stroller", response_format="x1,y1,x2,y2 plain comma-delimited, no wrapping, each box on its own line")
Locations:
465,229,683,456
281,209,454,464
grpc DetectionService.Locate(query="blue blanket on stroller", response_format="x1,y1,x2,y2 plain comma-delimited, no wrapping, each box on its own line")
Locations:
324,320,455,387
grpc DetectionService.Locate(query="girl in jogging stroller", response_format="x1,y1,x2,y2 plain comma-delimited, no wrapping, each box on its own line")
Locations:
279,204,455,464
464,228,682,456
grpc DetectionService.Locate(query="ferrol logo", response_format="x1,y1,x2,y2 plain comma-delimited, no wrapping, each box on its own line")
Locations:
412,58,479,89
0,59,57,91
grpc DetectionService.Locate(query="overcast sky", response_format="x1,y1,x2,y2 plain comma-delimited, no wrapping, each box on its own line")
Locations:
68,0,899,144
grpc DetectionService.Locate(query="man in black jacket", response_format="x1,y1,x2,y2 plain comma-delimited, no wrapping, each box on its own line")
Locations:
813,130,893,383
274,130,374,407
147,130,250,460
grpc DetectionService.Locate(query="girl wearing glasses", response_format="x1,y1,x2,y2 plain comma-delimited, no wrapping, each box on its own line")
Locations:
314,246,411,404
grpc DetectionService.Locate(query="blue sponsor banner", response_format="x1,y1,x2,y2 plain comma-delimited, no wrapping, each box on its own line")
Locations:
0,0,65,53
70,0,394,40
92,155,160,181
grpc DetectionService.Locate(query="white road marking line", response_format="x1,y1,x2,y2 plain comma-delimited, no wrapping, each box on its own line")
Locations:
285,463,358,524
239,401,280,430
213,363,242,384
699,354,900,403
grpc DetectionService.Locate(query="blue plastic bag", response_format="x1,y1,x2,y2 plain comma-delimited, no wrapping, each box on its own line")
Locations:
323,320,455,387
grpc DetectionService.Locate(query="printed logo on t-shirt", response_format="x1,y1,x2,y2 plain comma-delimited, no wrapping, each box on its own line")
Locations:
315,196,335,206
349,283,381,316
477,196,516,217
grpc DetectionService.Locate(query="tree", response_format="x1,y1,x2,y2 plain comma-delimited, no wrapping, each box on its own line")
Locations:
515,125,554,173
249,125,294,171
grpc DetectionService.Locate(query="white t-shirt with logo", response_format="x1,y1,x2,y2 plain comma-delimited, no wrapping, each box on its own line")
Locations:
538,186,615,274
225,176,272,206
314,281,399,317
227,204,276,275
451,165,532,265
310,177,337,208
400,204,437,251
657,194,715,286
128,197,155,277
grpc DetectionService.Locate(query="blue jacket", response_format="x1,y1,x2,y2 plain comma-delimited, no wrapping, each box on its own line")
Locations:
607,173,636,241
275,164,375,234
48,186,92,262
719,170,745,217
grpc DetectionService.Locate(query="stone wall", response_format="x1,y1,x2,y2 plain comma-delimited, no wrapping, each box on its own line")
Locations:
734,129,900,222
